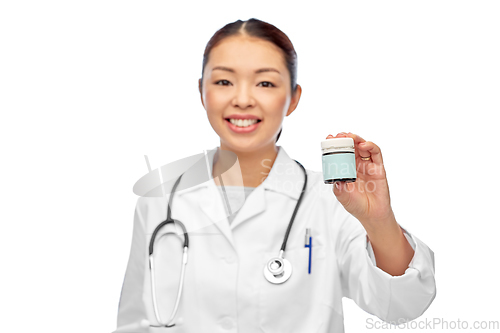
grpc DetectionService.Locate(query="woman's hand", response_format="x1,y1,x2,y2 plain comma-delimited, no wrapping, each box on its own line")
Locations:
329,132,393,229
328,132,414,276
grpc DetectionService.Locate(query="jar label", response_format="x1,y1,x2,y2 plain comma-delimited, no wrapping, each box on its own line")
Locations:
322,153,357,181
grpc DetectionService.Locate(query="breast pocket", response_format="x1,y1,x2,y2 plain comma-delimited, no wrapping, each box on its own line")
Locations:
258,243,330,333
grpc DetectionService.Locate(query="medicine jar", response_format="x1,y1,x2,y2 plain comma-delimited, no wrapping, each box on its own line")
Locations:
321,137,357,184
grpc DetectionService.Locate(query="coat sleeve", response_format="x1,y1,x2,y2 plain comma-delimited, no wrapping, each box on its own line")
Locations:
112,197,150,333
334,205,436,324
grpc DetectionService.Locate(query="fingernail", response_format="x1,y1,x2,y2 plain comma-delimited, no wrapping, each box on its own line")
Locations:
335,182,341,190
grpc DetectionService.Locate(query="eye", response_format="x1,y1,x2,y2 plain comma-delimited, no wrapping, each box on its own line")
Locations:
215,80,231,86
258,81,275,88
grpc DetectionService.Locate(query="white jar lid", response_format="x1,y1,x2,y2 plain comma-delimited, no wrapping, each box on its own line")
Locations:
321,137,354,149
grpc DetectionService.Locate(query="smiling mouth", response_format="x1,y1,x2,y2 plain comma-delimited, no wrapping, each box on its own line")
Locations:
225,118,262,127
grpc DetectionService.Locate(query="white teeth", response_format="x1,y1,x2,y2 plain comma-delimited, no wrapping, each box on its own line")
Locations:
228,118,259,127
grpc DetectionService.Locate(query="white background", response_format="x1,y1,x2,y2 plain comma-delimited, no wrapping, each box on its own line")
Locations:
1,1,499,332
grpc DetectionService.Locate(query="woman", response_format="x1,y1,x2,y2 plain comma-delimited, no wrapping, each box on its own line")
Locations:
114,18,436,333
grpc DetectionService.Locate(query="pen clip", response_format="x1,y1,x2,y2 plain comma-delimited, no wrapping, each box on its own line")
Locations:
305,228,312,274
305,228,311,246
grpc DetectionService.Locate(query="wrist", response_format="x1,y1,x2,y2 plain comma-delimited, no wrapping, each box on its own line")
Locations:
358,210,398,236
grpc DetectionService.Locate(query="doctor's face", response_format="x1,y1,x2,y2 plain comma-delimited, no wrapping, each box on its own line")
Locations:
199,35,301,153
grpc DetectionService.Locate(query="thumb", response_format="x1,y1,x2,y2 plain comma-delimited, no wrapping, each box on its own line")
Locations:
332,181,351,208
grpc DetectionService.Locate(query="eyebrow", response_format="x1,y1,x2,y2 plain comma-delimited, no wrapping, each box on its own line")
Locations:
212,66,280,74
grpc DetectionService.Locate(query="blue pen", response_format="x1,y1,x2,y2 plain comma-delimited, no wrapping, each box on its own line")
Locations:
305,228,312,274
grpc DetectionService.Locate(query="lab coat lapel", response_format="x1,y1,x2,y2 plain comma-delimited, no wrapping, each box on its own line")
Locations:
263,146,304,201
198,177,235,246
195,147,235,247
195,146,304,245
229,184,267,230
230,146,304,230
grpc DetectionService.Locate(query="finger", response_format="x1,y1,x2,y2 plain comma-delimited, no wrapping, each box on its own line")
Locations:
346,133,366,146
332,181,350,207
325,132,348,139
358,141,383,165
342,133,367,159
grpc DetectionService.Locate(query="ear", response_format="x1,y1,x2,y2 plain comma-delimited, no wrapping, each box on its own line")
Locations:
285,84,302,117
198,78,205,108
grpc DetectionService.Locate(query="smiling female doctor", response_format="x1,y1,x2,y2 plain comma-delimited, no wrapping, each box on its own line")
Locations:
113,18,436,333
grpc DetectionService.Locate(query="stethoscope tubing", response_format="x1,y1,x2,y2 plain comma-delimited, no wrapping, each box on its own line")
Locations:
148,159,307,325
149,243,188,327
280,160,307,253
148,173,188,327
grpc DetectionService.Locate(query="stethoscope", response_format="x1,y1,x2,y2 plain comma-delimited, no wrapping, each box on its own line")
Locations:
148,159,307,327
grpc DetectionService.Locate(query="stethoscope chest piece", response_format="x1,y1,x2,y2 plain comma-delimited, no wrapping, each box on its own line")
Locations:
264,255,293,284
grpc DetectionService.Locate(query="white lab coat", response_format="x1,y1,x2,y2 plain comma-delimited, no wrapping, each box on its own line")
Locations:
113,146,436,333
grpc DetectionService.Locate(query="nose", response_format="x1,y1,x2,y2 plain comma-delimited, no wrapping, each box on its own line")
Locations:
232,83,255,109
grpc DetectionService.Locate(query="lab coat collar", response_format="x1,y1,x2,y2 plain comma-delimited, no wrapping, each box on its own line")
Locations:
260,145,306,201
176,145,306,201
177,146,306,248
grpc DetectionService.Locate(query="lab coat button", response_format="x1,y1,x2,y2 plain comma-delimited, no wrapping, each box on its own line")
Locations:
221,317,234,330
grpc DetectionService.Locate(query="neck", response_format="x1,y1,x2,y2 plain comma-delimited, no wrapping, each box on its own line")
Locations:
212,143,279,188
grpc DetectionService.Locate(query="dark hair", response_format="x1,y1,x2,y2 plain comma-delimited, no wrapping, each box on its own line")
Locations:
200,18,297,143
